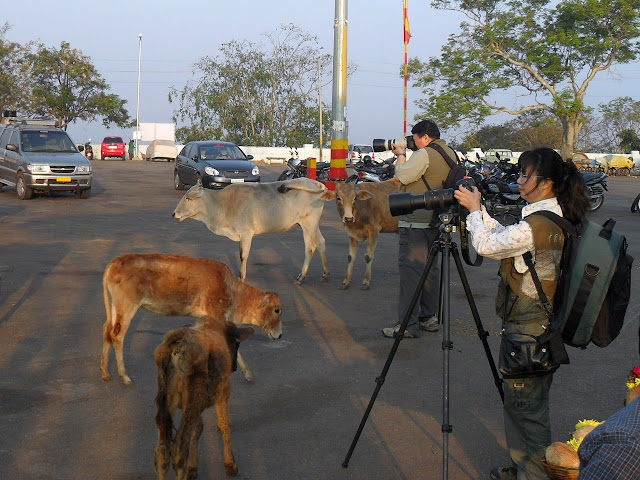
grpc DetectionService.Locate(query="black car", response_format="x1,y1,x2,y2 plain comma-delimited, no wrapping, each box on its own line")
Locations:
174,141,260,190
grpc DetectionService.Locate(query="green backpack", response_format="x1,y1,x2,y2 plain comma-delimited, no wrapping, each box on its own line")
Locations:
523,211,633,349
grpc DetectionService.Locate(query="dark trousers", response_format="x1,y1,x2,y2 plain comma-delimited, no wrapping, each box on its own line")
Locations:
503,373,553,480
397,227,440,335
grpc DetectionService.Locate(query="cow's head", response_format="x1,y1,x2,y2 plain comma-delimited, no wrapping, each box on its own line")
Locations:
173,184,205,221
258,292,283,340
334,183,373,224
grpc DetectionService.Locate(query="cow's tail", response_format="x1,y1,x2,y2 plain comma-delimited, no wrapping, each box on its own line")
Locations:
102,265,115,344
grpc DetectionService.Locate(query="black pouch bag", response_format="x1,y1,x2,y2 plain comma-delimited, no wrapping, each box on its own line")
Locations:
499,332,559,378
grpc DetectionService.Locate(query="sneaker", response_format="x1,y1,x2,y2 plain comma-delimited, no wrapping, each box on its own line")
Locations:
419,316,439,332
489,466,517,480
381,324,417,338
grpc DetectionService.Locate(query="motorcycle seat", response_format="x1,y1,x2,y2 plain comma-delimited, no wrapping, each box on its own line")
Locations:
582,171,605,182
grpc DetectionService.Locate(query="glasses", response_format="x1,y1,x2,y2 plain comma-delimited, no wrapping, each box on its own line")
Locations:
518,172,544,181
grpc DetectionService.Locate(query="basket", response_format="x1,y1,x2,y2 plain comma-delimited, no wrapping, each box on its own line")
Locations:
541,458,579,480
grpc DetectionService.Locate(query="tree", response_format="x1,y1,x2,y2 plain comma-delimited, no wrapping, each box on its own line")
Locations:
0,23,33,114
28,41,131,130
408,0,640,159
169,24,332,147
619,129,640,152
596,96,640,152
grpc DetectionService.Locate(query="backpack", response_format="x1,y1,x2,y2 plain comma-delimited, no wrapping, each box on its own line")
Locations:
523,211,633,349
426,143,467,189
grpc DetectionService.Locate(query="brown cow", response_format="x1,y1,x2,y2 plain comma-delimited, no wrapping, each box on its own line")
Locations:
154,317,254,479
100,253,282,385
334,179,400,289
172,178,336,284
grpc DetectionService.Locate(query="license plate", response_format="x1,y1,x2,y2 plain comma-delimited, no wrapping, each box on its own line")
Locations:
56,177,71,183
230,179,244,183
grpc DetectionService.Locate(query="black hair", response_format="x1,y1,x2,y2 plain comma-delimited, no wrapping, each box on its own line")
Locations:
518,147,589,224
411,120,440,139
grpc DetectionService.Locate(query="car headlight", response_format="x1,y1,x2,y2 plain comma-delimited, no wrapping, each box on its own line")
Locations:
77,165,92,173
27,164,51,174
252,166,260,176
204,166,219,175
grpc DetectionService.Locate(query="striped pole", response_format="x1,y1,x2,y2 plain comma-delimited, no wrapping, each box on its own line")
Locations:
328,0,348,185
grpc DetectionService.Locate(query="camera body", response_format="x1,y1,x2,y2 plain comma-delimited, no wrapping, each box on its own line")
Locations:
389,177,475,217
373,136,417,153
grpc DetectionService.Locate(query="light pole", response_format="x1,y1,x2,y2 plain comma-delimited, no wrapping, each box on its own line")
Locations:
135,33,142,160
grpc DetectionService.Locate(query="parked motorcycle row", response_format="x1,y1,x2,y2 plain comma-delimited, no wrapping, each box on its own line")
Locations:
277,154,609,218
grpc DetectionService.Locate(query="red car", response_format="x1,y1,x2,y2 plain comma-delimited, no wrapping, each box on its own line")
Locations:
101,136,126,160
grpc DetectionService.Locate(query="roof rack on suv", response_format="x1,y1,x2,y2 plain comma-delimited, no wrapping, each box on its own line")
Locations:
1,110,58,126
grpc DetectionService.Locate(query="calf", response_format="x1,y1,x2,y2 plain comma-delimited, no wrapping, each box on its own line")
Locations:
100,253,282,385
334,179,400,289
172,178,336,283
154,317,254,479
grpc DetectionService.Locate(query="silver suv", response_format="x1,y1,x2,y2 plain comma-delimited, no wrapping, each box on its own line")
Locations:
0,116,92,199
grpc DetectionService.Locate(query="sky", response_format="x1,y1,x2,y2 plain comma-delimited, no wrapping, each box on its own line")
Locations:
4,1,640,147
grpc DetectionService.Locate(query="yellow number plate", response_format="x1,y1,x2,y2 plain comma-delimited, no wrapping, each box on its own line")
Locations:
56,177,72,183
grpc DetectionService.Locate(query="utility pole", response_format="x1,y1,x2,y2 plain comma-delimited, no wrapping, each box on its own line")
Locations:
134,33,142,160
329,0,348,183
318,59,323,164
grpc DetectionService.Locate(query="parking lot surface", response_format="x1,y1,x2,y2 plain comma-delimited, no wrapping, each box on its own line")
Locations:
0,160,639,480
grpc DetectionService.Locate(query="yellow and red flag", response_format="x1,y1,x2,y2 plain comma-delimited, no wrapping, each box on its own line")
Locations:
403,1,411,44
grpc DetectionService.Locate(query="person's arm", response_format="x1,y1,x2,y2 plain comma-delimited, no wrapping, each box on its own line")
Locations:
577,441,640,479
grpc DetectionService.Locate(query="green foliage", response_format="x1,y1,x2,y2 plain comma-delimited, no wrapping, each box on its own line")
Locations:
28,41,131,130
618,129,640,152
0,23,33,113
169,24,331,147
411,0,640,157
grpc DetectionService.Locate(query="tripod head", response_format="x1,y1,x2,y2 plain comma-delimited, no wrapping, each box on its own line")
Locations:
438,208,459,235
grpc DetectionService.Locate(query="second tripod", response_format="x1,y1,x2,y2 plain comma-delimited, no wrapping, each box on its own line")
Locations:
342,211,504,479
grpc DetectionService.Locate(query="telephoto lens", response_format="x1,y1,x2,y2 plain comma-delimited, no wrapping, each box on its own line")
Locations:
372,135,417,152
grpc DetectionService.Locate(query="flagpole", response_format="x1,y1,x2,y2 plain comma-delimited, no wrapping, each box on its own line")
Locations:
403,0,410,137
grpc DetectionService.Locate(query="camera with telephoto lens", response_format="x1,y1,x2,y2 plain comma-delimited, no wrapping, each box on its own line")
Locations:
372,135,417,152
388,177,475,217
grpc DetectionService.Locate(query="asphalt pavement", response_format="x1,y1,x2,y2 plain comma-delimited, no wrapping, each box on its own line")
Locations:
0,160,638,480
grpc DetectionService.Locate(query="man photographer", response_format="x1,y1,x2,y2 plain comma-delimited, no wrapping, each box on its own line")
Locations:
382,119,456,338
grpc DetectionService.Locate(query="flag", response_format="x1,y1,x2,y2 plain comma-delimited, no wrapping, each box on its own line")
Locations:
403,2,411,44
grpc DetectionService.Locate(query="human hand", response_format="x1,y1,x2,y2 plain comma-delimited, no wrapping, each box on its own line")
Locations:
454,185,482,212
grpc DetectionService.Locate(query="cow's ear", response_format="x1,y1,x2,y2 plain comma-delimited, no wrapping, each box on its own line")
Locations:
258,294,270,309
323,190,336,201
356,190,374,201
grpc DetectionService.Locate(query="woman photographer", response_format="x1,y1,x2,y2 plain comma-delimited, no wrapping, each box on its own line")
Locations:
454,147,589,480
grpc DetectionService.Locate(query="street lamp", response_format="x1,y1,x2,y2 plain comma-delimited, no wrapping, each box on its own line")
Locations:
135,33,142,160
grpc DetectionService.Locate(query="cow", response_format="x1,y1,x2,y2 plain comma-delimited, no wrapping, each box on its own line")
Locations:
172,178,336,284
100,253,282,386
334,179,400,289
154,317,254,479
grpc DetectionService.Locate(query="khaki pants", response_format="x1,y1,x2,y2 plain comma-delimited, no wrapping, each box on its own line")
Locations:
503,373,553,480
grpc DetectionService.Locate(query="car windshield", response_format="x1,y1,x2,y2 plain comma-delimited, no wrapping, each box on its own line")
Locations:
103,137,123,144
21,130,78,153
199,144,246,160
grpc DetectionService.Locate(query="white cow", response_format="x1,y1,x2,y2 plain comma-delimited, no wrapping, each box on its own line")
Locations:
173,178,336,283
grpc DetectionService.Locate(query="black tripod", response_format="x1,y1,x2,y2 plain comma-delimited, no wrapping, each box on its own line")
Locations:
342,211,504,479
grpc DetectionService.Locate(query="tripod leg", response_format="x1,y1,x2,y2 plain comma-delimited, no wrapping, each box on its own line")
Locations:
450,244,504,402
342,239,442,468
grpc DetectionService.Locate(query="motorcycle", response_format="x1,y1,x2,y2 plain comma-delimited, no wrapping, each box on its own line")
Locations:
347,155,395,183
84,140,94,160
582,171,608,211
277,155,330,181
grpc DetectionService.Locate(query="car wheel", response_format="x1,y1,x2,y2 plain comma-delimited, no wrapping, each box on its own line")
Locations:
76,188,91,199
195,173,201,185
174,171,185,190
16,175,33,200
631,193,640,212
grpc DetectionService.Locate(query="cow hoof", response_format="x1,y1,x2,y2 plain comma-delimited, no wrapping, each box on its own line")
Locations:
294,277,303,285
243,372,254,383
339,283,350,290
122,376,134,386
360,284,370,291
225,462,238,476
187,467,198,479
320,276,329,283
101,373,112,382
